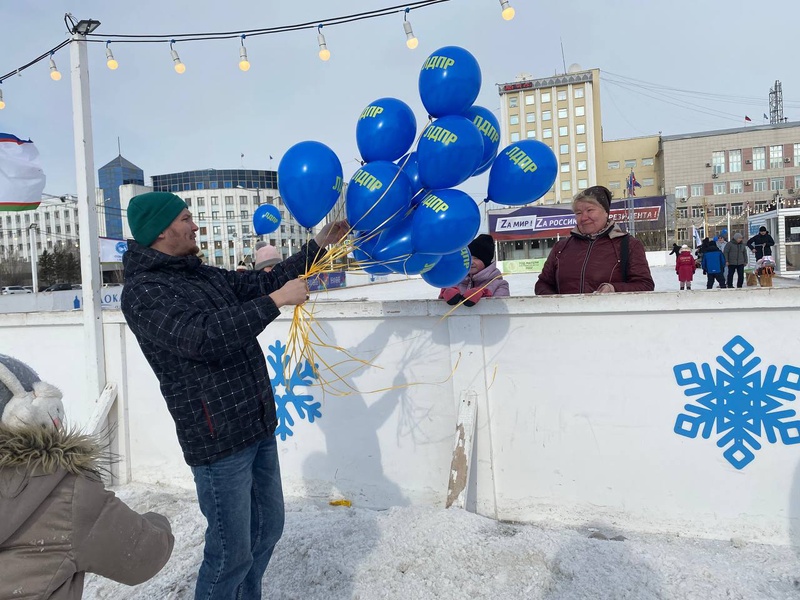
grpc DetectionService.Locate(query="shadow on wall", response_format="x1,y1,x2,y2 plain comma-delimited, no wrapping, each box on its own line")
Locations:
788,459,800,576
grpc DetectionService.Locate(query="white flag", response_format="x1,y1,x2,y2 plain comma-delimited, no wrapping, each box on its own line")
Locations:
692,226,703,248
0,133,46,211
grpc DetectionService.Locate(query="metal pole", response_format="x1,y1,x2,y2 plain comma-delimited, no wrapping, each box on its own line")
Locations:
28,224,38,293
70,32,106,399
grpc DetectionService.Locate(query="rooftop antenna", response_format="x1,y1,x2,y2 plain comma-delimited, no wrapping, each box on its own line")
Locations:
117,136,121,156
769,80,784,124
560,38,567,74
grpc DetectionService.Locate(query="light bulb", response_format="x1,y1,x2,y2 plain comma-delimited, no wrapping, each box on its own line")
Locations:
239,46,250,71
49,57,61,81
499,0,516,20
171,48,185,74
105,45,118,70
403,21,418,49
317,31,330,61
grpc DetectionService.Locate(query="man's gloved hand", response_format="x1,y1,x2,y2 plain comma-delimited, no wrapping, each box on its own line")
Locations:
440,287,464,306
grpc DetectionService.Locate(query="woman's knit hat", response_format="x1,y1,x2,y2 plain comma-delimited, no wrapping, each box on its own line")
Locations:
680,244,690,251
468,234,495,266
127,192,188,246
253,243,281,270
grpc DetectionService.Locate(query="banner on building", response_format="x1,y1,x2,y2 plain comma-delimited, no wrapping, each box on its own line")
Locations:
0,133,45,211
99,237,128,263
489,196,665,240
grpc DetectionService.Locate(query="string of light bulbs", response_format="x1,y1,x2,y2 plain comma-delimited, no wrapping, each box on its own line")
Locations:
0,0,516,97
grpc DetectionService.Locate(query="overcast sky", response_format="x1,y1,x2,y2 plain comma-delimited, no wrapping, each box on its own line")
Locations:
1,0,798,200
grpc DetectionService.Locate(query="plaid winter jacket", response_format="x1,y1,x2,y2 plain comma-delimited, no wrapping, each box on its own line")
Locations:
121,240,322,466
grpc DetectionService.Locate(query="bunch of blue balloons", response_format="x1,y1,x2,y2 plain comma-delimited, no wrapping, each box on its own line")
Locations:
273,45,558,288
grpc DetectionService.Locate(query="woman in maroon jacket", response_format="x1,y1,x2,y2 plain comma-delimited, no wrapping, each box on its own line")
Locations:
535,186,655,295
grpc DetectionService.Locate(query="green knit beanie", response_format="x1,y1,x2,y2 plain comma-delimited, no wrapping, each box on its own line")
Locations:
127,192,188,246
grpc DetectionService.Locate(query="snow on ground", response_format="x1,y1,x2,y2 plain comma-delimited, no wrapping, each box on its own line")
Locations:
315,265,800,303
84,482,800,600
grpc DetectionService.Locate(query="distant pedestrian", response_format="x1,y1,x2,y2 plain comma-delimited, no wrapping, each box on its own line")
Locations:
701,240,727,289
746,226,775,260
669,242,681,256
723,232,748,288
675,245,696,290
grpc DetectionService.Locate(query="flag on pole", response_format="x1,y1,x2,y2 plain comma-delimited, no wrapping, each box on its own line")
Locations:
0,133,45,212
763,113,769,121
744,115,752,122
692,226,703,248
626,170,642,197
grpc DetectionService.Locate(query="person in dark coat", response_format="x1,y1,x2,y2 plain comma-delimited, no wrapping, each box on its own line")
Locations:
669,243,681,256
701,241,727,289
723,232,749,288
746,226,775,260
120,192,348,600
535,186,654,295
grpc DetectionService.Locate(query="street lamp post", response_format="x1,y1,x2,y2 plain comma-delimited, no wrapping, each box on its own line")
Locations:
28,223,39,293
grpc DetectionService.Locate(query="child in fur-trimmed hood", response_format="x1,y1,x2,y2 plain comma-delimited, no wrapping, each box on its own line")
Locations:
0,355,174,600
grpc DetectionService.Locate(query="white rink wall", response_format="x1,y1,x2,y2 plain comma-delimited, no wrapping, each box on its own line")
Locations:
3,288,800,544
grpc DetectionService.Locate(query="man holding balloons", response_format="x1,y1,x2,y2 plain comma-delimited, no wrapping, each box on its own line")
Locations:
120,191,347,600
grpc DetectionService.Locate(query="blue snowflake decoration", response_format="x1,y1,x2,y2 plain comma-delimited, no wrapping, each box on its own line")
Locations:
673,335,800,469
267,340,321,440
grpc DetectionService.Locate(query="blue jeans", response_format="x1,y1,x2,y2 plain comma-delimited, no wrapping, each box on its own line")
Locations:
191,436,285,600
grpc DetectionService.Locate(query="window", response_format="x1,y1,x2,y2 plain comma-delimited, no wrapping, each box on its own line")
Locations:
755,201,767,212
200,227,207,235
541,92,551,103
729,149,742,173
577,160,587,171
770,145,783,168
795,143,800,167
752,147,766,170
198,198,206,206
560,163,570,173
624,159,637,168
510,132,520,142
227,225,236,235
770,177,783,191
225,196,234,205
712,151,725,174
240,210,249,219
578,179,588,189
226,211,234,219
240,196,248,205
574,106,585,117
509,96,518,108
642,178,654,187
677,227,687,239
713,182,726,195
557,90,567,101
729,180,743,194
526,113,536,123
692,206,704,218
526,131,536,139
183,183,191,191
211,196,219,205
542,110,551,121
561,180,572,191
509,115,519,125
185,198,192,207
691,184,704,197
674,185,688,199
213,226,221,235
197,182,205,190
574,88,585,99
212,211,220,219
795,175,800,189
642,157,654,166
576,124,586,135
576,142,586,153
730,203,743,216
559,126,568,136
198,212,206,220
542,128,552,139
608,161,620,170
714,205,727,217
608,181,620,189
242,225,250,235
525,94,534,105
753,179,767,191
557,108,568,119
559,144,569,155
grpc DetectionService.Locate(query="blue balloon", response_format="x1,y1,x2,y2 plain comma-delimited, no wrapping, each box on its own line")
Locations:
419,46,481,118
357,98,417,163
417,116,484,190
487,141,558,206
372,216,414,270
463,105,501,176
252,204,281,235
396,152,423,197
352,233,393,275
278,141,343,229
346,161,413,233
421,247,472,287
412,189,481,255
396,252,442,276
410,189,426,207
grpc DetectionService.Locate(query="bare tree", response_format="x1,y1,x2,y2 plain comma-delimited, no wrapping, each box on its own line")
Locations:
0,249,31,287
